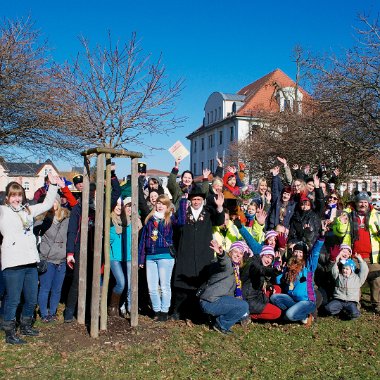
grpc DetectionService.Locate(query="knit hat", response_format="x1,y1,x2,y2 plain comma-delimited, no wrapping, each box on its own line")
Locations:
265,230,278,241
339,244,352,255
123,197,132,205
229,241,253,258
300,194,311,203
354,191,371,203
342,259,356,273
293,241,308,257
260,245,275,257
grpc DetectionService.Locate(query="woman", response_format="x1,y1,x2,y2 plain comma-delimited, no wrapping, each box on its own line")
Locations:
138,194,185,322
270,235,325,326
34,187,70,323
199,240,250,334
0,174,58,344
108,197,128,317
241,245,282,321
252,178,271,212
167,157,210,209
267,166,296,230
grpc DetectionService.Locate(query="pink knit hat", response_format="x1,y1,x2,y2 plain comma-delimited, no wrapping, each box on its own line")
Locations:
260,245,275,257
265,230,278,241
229,241,253,257
339,244,352,255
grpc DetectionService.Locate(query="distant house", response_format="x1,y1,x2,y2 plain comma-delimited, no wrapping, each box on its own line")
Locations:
187,69,310,176
0,158,60,200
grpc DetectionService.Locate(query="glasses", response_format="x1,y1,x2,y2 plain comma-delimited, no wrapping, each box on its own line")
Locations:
329,196,338,200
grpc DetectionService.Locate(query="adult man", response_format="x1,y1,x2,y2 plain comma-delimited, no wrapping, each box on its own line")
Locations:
333,191,380,313
171,188,224,321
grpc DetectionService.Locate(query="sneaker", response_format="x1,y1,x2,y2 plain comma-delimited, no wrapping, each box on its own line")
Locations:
40,315,52,323
212,323,234,335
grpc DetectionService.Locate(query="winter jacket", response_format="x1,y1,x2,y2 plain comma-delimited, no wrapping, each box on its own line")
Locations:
199,252,236,303
276,239,324,302
34,215,70,265
332,206,380,264
288,209,321,248
331,257,368,303
0,184,58,270
212,220,242,252
242,256,281,314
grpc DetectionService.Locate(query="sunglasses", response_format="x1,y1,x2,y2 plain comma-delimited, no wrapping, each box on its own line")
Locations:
329,196,338,200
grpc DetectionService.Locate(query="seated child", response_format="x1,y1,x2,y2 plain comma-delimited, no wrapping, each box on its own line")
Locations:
324,252,369,320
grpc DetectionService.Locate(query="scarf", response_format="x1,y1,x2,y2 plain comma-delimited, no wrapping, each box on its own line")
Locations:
190,206,203,221
233,262,243,298
111,213,123,234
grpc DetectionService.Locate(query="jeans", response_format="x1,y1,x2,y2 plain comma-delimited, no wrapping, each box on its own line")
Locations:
3,264,38,321
38,262,66,318
325,299,360,319
146,258,175,313
270,294,316,322
0,269,5,317
111,260,131,312
200,296,249,332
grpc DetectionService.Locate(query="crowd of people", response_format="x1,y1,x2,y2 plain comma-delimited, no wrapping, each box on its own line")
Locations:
0,156,379,344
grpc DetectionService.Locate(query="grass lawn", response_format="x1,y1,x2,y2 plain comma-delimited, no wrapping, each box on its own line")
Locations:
0,306,379,380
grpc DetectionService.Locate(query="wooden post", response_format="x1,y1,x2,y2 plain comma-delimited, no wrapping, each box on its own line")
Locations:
90,153,105,338
77,157,90,325
100,154,112,330
130,157,139,327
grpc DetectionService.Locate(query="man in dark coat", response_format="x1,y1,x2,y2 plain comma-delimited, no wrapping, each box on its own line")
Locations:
171,188,224,321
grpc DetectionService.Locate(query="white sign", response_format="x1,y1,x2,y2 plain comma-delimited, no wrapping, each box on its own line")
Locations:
168,141,189,161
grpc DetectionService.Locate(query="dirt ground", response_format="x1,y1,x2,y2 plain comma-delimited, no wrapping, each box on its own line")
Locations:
37,313,175,353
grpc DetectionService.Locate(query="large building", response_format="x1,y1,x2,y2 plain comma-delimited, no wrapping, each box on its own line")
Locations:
186,69,310,176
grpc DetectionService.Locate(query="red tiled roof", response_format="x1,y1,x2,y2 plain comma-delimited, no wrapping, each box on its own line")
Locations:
237,68,311,116
146,169,173,177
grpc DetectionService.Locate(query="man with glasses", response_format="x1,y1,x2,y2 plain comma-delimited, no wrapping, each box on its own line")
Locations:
333,191,380,314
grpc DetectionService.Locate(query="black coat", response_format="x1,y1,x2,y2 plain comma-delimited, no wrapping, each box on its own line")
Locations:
288,209,321,248
241,256,279,314
173,204,224,290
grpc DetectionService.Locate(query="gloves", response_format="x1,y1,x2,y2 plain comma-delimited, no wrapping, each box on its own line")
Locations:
277,233,288,249
234,218,242,229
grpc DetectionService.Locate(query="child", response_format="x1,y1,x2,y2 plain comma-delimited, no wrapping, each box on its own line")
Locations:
324,252,368,319
244,202,264,242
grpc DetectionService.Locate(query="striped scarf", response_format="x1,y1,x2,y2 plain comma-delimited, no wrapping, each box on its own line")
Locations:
233,262,243,298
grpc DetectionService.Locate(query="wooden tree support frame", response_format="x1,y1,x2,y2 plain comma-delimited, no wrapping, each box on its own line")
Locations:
78,147,142,338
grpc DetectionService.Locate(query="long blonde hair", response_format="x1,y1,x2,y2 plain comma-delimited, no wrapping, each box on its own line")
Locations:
145,194,172,226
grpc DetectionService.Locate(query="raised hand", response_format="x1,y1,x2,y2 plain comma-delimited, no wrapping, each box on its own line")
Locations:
304,164,311,175
55,176,66,188
214,191,225,210
255,206,267,226
313,173,320,188
203,168,211,179
210,239,223,255
292,164,299,170
175,157,182,169
216,157,223,167
277,157,288,166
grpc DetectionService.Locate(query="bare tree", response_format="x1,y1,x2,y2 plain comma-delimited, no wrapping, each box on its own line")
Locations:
0,17,88,158
59,32,185,150
229,15,380,182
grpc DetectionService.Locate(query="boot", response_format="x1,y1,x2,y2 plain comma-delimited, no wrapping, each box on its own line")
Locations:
108,292,121,317
3,320,26,345
157,312,168,322
20,317,39,336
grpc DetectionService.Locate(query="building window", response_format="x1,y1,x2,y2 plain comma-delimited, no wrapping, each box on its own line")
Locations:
210,111,213,123
219,106,222,120
193,163,196,174
44,168,52,176
209,159,214,173
284,99,291,111
214,109,217,122
194,140,197,153
219,131,223,145
208,134,214,148
372,182,377,192
23,182,30,191
230,126,234,141
362,181,368,191
201,138,204,151
232,102,237,113
207,113,210,125
201,162,204,172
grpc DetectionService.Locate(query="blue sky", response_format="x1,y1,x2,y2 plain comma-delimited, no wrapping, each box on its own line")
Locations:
2,1,379,176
